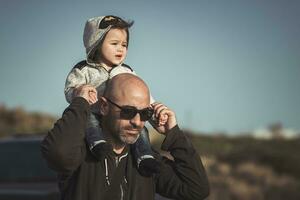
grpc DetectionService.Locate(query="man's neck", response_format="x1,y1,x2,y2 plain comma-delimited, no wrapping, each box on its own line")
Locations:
101,127,126,154
112,143,126,154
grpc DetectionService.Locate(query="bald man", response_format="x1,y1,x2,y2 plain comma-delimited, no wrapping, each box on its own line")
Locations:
41,74,209,200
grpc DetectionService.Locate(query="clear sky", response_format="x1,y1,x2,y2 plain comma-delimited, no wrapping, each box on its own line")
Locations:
0,0,299,134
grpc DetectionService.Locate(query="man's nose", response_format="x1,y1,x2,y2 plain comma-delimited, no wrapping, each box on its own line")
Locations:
130,113,143,127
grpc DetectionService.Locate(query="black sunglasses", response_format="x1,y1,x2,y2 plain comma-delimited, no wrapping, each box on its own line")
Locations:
99,15,123,29
105,98,154,121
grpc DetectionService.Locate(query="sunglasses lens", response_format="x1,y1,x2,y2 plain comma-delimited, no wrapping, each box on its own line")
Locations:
140,108,154,121
120,107,153,121
120,108,137,120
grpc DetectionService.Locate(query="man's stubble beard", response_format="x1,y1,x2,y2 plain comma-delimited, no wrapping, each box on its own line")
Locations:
103,116,140,146
108,129,140,149
102,113,142,147
119,132,140,144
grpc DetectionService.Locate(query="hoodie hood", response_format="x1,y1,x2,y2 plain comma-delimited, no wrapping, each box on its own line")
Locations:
83,16,112,65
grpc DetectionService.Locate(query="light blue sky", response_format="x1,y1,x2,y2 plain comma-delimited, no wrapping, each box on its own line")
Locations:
0,0,299,134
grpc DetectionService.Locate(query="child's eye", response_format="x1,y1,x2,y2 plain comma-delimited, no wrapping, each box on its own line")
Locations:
111,43,117,45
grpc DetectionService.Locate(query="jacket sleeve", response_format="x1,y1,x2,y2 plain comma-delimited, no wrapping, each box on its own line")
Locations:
64,68,88,103
155,126,210,200
41,97,90,173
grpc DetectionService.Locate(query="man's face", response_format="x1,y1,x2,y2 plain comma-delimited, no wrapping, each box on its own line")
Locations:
104,95,149,145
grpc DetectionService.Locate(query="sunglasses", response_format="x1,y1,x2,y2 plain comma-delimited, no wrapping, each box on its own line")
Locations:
105,98,154,121
99,15,124,29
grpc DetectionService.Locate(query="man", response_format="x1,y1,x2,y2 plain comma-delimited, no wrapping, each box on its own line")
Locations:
41,74,209,200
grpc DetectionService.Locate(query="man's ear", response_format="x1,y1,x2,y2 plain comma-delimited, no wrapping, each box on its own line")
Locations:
99,97,109,116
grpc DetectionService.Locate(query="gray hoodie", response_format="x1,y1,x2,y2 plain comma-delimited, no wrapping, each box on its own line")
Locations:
65,16,154,104
64,16,145,103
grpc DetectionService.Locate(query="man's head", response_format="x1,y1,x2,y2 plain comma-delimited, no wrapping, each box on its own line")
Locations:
99,74,152,147
83,15,133,66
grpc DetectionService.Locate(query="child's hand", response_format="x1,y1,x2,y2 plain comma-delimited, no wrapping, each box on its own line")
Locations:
158,114,168,126
74,84,98,105
149,102,177,135
150,104,168,126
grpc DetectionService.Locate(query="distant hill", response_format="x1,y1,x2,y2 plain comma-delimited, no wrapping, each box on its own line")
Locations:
0,104,57,138
188,132,300,178
150,129,300,200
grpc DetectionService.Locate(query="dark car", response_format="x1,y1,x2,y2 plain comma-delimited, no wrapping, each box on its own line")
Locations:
0,136,59,200
0,136,174,200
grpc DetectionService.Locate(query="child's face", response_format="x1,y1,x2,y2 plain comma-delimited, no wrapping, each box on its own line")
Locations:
99,28,128,67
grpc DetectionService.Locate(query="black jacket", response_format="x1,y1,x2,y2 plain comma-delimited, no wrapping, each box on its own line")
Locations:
41,97,209,200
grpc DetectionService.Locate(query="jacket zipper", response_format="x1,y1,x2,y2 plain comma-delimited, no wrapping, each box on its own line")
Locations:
105,154,128,199
104,158,110,186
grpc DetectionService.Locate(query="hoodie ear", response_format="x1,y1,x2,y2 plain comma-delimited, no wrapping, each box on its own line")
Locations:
99,97,109,116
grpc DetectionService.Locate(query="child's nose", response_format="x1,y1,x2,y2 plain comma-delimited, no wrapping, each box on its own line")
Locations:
117,44,125,51
117,47,122,52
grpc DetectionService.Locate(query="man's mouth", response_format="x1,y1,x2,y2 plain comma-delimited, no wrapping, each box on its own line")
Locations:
125,129,140,135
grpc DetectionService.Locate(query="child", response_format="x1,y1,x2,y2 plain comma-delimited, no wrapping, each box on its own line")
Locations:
64,15,160,175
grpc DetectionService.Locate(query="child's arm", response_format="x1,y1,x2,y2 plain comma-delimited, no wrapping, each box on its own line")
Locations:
65,67,88,103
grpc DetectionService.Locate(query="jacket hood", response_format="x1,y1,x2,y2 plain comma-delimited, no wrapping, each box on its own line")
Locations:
83,16,112,65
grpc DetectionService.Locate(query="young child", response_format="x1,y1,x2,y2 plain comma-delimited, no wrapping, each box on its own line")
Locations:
64,15,160,175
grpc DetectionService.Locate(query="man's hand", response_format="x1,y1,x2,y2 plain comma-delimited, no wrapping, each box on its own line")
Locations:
73,84,98,105
149,103,177,135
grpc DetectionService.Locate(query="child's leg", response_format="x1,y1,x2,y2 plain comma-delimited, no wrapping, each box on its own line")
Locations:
134,127,161,175
86,112,111,160
86,112,105,148
134,127,154,165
